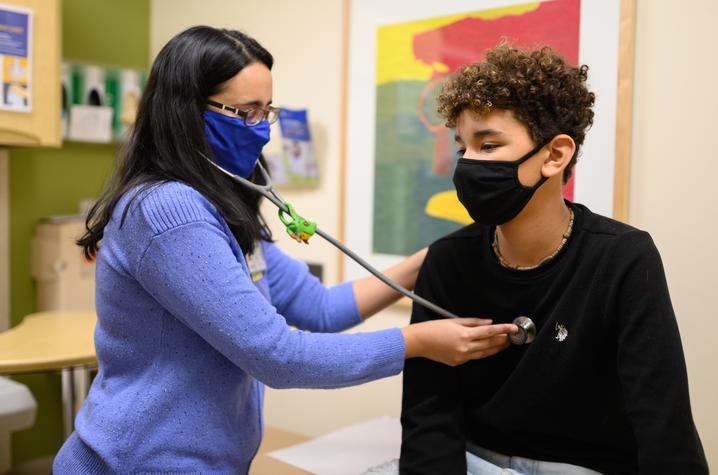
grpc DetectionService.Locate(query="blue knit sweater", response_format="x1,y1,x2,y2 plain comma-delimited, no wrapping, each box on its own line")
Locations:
53,182,405,474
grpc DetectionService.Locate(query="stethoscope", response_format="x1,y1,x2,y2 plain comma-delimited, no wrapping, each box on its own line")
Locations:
203,155,537,346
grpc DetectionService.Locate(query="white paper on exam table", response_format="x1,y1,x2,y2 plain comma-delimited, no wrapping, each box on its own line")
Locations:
267,416,401,475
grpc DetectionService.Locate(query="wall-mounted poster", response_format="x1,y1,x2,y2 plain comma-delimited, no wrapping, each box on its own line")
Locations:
265,107,319,186
341,0,635,280
0,4,32,113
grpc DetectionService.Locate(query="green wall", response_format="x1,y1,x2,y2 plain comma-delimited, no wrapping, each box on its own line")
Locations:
9,0,150,464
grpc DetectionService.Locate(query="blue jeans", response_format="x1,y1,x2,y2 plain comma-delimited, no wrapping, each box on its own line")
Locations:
362,446,602,475
466,444,603,475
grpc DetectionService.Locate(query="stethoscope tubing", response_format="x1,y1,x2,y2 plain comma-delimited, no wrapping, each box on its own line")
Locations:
204,156,539,345
205,157,460,319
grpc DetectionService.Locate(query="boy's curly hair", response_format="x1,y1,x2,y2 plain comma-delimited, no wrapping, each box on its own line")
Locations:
437,42,595,183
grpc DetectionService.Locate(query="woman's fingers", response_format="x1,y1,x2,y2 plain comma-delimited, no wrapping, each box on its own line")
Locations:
403,319,519,366
454,317,493,327
460,324,517,363
468,334,511,355
469,323,518,339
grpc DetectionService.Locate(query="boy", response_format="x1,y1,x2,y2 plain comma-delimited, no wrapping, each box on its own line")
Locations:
399,44,708,474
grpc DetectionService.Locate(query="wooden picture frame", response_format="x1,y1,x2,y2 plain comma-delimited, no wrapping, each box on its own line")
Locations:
338,0,636,282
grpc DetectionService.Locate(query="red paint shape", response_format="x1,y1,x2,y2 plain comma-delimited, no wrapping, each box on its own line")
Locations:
413,0,580,74
412,0,580,199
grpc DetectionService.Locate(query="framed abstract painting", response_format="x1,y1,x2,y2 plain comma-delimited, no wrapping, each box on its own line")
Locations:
340,0,635,280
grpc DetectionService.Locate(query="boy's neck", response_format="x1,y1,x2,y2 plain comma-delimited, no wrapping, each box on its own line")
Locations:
494,180,572,269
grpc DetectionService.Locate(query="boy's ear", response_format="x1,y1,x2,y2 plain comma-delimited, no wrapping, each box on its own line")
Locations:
542,134,576,178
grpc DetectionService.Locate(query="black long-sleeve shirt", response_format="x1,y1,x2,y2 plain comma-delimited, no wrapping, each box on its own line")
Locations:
400,203,707,474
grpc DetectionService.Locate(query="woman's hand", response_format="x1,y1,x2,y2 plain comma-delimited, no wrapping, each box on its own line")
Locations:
401,318,517,366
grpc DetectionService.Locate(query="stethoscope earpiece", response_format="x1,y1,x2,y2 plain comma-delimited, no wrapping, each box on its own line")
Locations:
510,316,536,345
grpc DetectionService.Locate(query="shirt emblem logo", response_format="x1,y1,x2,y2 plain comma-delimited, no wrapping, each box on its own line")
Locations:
555,323,568,342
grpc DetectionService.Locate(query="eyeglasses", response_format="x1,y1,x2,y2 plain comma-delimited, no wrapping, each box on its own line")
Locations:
207,99,280,126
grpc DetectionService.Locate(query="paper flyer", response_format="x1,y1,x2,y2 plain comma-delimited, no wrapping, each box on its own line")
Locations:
266,107,319,186
0,4,32,112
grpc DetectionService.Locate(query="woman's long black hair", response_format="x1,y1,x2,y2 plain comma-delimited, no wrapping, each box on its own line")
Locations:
78,26,274,259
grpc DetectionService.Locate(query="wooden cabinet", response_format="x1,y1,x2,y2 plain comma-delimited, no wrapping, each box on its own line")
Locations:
0,0,60,147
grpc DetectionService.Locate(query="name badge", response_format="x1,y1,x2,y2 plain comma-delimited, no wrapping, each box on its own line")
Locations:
245,243,267,282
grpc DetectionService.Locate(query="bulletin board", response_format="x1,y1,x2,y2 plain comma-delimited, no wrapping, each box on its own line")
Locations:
0,0,60,147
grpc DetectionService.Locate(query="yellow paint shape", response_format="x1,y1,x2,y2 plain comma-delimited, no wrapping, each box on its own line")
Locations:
425,190,473,225
376,2,540,85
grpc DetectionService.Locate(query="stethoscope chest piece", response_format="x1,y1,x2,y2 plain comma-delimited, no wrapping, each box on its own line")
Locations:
510,316,536,345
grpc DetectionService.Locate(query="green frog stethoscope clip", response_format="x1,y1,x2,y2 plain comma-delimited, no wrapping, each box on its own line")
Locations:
203,155,537,346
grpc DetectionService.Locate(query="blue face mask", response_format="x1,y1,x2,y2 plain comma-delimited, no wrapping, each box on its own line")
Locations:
203,109,271,178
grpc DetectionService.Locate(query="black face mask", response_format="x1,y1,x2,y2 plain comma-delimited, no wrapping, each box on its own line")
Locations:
452,141,550,225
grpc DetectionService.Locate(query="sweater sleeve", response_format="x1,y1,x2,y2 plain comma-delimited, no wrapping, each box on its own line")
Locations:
262,241,361,333
134,217,404,390
400,248,467,475
612,231,708,474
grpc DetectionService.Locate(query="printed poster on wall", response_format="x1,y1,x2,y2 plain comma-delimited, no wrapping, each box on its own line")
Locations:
344,0,629,280
265,108,319,186
372,0,580,256
0,4,32,113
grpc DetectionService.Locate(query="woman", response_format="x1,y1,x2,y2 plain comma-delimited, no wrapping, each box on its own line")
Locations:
52,26,516,473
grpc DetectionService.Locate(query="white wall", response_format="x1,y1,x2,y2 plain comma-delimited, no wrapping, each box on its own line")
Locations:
151,0,717,468
629,0,718,466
